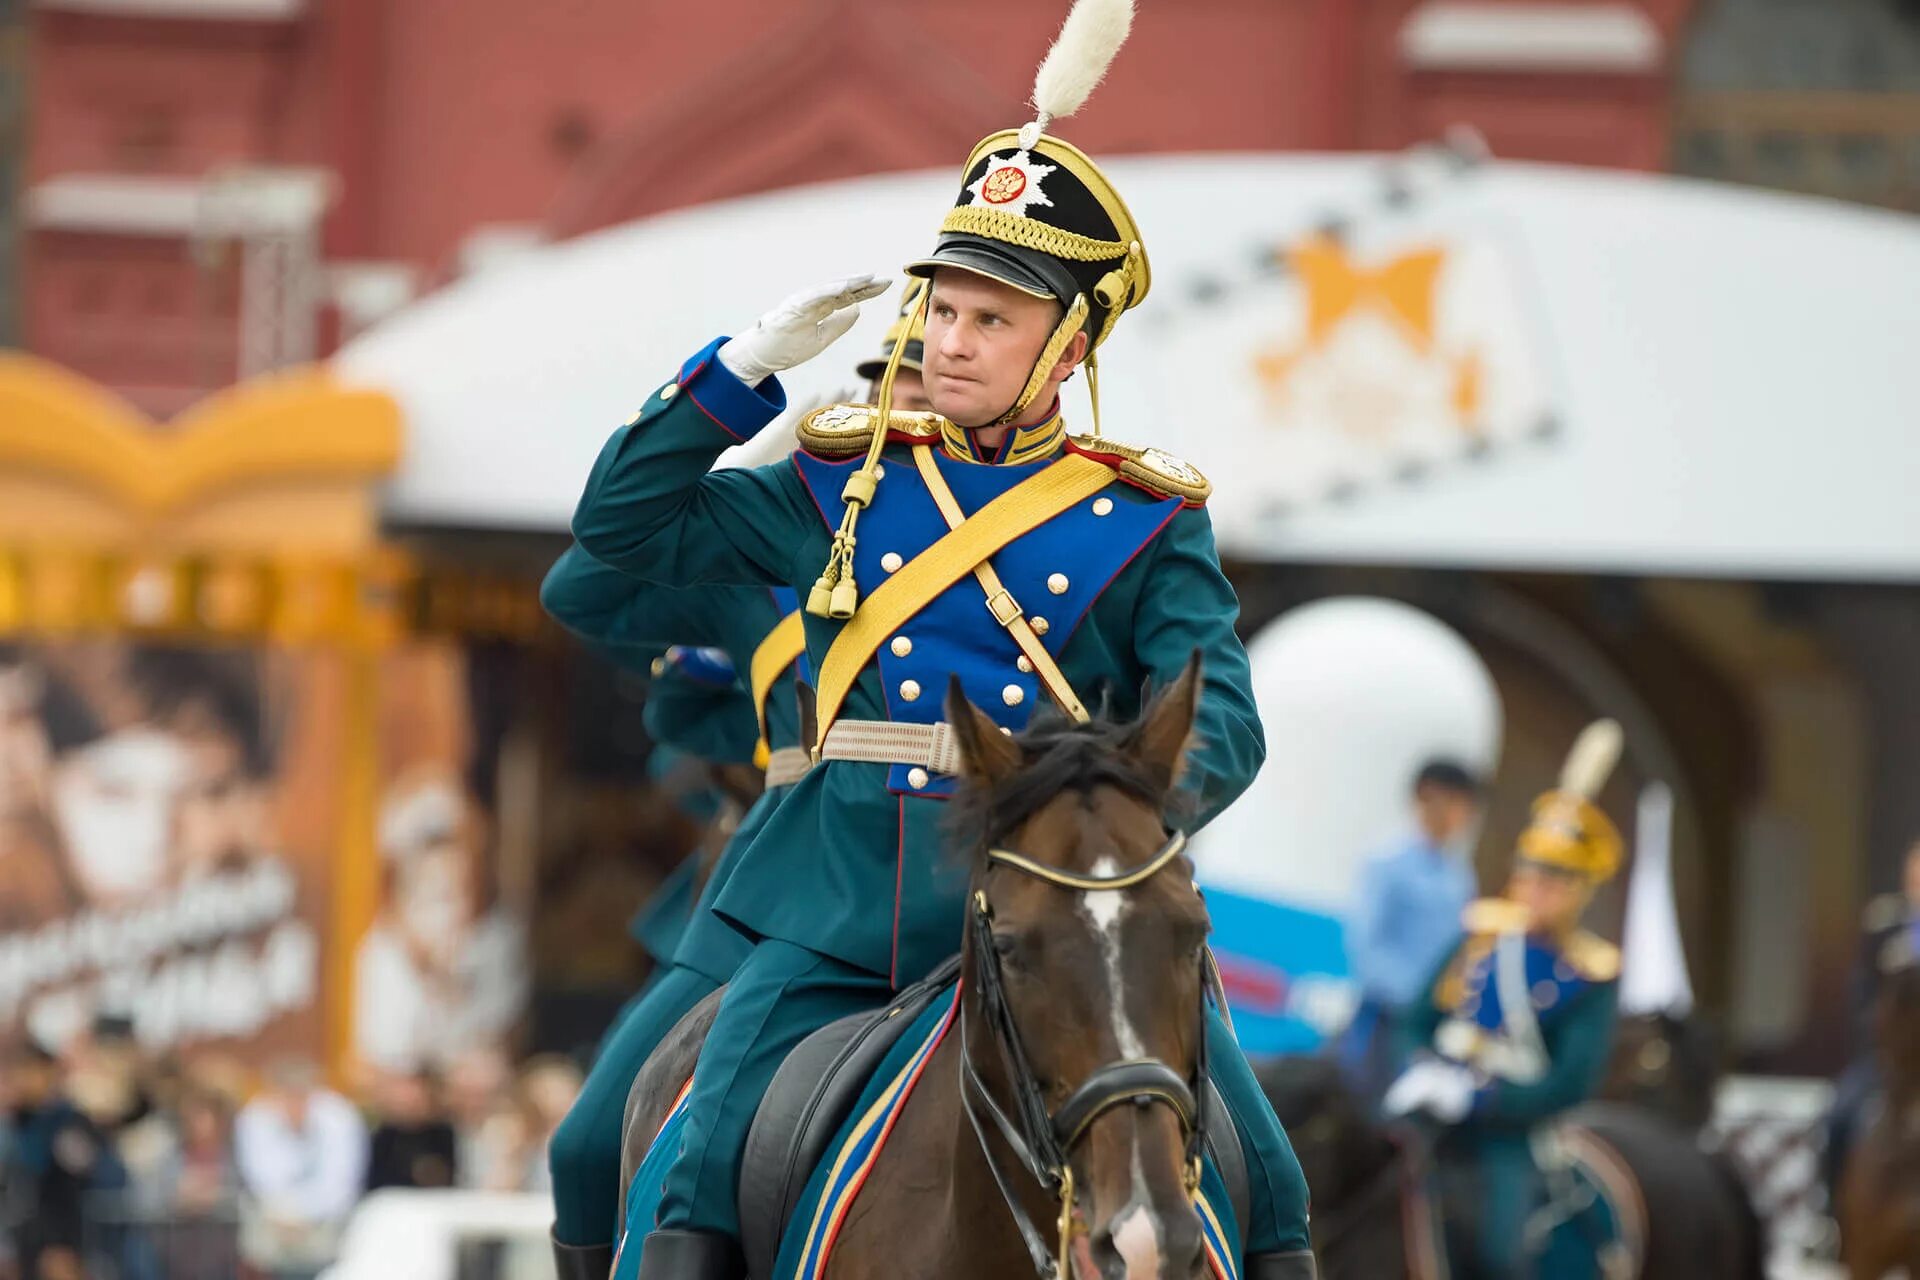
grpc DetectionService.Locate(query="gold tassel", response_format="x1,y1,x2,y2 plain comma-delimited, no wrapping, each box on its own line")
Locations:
806,282,931,619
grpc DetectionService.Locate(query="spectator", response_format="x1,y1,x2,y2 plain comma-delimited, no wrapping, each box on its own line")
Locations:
364,1072,457,1192
1338,758,1484,1102
492,1056,582,1195
0,1038,120,1280
233,1059,367,1280
443,1048,515,1192
144,1086,241,1279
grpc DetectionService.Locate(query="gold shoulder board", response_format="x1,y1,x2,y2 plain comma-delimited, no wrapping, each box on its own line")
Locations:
1563,931,1622,983
1068,434,1211,505
1460,897,1530,937
795,403,944,456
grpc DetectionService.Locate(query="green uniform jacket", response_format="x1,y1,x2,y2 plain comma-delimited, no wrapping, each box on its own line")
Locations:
540,544,806,981
569,340,1264,984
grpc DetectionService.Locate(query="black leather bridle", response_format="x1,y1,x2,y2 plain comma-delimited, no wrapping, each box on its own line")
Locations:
960,829,1213,1278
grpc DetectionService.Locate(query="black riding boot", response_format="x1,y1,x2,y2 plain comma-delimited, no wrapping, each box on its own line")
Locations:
551,1233,615,1280
1247,1248,1319,1280
631,1229,746,1280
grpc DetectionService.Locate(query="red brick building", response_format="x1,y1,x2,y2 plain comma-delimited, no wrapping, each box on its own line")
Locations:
18,0,1698,416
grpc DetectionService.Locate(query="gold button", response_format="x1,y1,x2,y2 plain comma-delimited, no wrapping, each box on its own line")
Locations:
874,463,886,480
881,552,903,573
907,767,930,790
660,383,679,401
1031,616,1050,636
1047,573,1069,595
1092,497,1114,516
891,636,913,658
1002,684,1025,707
1016,656,1033,673
899,679,921,702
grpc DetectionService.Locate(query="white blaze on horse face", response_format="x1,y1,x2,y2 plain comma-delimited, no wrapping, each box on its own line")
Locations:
1080,858,1146,1060
1110,1199,1164,1279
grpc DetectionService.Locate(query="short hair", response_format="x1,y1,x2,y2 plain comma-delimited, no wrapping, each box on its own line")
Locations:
128,647,273,778
1413,758,1480,797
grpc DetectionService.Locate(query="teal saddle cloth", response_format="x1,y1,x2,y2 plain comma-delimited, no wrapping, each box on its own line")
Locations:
614,979,1246,1280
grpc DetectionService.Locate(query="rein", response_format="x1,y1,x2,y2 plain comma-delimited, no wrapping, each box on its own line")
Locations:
960,829,1210,1279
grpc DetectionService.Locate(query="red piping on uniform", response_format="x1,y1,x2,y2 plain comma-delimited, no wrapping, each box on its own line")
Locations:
682,368,753,443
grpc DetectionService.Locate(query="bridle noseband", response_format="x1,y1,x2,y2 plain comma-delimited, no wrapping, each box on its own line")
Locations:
961,829,1214,1279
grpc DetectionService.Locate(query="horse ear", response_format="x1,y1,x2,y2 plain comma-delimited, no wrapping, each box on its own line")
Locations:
945,676,1020,784
1127,651,1204,788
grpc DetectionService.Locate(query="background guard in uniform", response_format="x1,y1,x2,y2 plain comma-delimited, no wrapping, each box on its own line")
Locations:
564,2,1313,1276
539,563,808,1279
1385,720,1627,1280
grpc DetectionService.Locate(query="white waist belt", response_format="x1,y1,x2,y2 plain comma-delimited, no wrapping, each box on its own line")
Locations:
763,747,812,789
817,719,963,776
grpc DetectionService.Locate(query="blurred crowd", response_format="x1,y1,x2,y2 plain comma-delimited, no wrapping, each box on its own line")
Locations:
0,1018,581,1280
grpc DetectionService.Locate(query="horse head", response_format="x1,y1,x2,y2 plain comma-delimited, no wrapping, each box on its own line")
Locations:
1256,1056,1388,1217
945,654,1213,1280
1874,958,1920,1102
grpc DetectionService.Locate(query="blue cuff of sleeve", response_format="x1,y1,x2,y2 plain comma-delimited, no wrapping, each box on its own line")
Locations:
675,336,788,443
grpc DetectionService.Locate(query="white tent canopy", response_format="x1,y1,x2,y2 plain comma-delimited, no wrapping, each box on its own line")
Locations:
339,155,1920,580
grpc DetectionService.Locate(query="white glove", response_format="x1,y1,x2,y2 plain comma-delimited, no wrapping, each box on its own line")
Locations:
1383,1057,1478,1123
717,274,892,385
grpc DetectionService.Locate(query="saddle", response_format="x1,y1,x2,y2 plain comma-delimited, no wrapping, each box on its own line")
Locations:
735,955,1252,1280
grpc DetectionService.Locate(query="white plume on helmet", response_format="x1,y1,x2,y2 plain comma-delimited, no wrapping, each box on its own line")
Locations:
1021,0,1136,149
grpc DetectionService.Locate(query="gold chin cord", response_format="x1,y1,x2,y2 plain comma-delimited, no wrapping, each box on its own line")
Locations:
995,294,1090,429
807,282,932,620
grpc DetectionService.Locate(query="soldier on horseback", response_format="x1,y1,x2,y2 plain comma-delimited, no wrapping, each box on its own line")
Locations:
559,2,1315,1274
1384,721,1627,1280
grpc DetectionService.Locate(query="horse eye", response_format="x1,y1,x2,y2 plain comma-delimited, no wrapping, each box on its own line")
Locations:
992,934,1020,963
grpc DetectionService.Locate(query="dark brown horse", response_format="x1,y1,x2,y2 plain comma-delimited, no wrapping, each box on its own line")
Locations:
1839,960,1920,1279
1258,1056,1766,1280
624,658,1227,1280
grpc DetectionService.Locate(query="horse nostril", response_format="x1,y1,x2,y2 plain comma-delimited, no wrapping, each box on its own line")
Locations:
1164,1217,1204,1278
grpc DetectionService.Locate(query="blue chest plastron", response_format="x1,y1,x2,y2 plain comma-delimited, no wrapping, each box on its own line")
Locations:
1455,936,1594,1033
791,446,1178,797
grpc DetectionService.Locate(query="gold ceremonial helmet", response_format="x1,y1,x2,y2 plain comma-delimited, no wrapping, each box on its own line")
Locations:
1516,719,1626,885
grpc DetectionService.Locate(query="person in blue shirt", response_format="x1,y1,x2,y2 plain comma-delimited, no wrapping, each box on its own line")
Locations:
1339,759,1483,1102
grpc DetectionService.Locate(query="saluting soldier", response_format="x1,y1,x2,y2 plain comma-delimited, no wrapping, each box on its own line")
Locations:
1385,721,1627,1280
540,564,808,1278
563,2,1314,1276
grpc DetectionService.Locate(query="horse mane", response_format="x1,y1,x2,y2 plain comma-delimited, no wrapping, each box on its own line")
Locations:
945,706,1191,857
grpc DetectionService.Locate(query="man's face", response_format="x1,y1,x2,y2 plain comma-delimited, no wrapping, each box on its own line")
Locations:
922,270,1073,428
866,367,932,414
173,728,268,879
1506,864,1591,936
1413,784,1479,848
51,726,191,904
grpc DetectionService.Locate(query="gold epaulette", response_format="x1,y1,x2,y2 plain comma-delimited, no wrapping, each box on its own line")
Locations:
1460,897,1531,937
1864,893,1905,933
1066,434,1211,505
795,403,944,456
1562,930,1622,982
